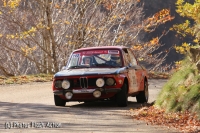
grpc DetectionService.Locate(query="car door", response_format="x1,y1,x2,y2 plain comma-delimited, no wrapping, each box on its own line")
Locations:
127,49,144,91
122,49,138,94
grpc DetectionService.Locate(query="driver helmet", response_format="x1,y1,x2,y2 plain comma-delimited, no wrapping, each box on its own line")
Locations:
82,56,92,65
110,54,121,64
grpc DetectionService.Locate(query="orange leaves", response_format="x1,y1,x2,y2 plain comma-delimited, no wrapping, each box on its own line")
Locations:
106,4,112,10
132,45,143,50
144,9,174,32
150,37,159,45
101,0,113,10
147,53,153,57
101,0,126,10
130,106,200,133
55,4,60,9
152,9,171,20
132,37,159,51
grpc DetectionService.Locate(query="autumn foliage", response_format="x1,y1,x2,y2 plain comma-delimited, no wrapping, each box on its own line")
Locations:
151,1,200,132
129,106,200,132
128,1,200,132
0,0,174,76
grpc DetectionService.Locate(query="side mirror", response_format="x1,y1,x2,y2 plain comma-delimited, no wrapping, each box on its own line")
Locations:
61,66,66,71
126,63,131,69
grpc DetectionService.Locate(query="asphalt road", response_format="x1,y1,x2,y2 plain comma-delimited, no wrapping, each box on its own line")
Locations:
0,79,180,133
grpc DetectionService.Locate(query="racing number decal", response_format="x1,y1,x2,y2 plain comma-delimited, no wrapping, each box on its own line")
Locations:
132,70,137,87
129,70,138,92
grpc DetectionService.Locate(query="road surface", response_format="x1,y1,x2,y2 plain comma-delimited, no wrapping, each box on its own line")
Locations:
0,79,179,133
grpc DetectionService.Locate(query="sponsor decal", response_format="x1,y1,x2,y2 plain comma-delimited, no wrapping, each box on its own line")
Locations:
108,50,119,54
72,53,80,58
77,50,119,55
81,50,108,55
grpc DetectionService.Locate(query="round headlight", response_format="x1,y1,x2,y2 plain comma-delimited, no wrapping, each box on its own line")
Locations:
106,78,115,86
62,80,70,89
96,78,105,87
55,80,62,88
93,90,101,98
65,92,73,99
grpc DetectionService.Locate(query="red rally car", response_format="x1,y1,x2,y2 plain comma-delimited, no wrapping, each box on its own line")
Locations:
52,46,149,107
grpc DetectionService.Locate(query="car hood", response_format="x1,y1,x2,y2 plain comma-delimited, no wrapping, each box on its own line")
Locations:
54,68,126,77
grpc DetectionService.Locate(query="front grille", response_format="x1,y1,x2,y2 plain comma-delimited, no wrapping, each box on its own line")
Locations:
79,77,88,89
88,78,97,86
69,78,98,89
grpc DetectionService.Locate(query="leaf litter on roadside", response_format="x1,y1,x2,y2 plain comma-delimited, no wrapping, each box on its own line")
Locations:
128,106,200,133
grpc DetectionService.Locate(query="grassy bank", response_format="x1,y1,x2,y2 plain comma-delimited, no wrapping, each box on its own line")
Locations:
155,56,200,119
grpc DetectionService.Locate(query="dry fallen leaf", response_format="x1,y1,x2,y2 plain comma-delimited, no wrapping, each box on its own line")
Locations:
130,106,200,133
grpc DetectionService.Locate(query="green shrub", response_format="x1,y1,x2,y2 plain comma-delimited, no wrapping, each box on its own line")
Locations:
155,57,200,118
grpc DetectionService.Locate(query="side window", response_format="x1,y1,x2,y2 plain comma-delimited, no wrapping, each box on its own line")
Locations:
127,49,137,66
122,49,131,66
68,53,80,67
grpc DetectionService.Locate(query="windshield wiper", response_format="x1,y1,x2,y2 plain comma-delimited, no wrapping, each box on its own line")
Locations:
68,66,79,69
68,65,90,69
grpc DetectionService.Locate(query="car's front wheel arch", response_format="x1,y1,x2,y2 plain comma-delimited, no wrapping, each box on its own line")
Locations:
54,95,66,106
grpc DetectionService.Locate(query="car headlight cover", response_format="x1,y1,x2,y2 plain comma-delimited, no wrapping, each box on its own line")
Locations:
55,80,62,88
62,80,70,89
106,78,115,86
93,90,101,98
96,78,105,87
65,92,73,99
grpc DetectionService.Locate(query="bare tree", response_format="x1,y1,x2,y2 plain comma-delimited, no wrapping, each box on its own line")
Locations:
0,0,173,76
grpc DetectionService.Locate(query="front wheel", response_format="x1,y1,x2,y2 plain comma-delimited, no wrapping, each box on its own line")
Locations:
136,80,149,103
116,83,128,107
54,95,66,106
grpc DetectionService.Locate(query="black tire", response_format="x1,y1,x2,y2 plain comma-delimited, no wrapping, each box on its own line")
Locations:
116,83,128,107
136,80,149,103
54,95,66,106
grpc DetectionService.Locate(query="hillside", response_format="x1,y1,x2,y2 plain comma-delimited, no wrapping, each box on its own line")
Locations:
155,47,200,118
130,47,200,133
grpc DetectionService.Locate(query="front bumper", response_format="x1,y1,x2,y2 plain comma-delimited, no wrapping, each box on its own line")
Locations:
53,88,120,95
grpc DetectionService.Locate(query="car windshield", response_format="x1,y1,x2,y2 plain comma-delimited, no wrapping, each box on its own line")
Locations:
67,49,122,68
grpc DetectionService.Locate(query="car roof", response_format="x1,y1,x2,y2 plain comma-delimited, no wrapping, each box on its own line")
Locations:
73,46,129,52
